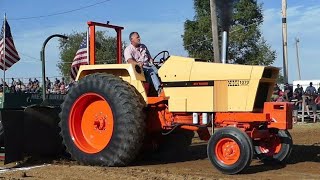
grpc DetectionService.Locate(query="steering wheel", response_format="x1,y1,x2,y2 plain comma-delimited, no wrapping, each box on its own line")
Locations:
152,50,170,66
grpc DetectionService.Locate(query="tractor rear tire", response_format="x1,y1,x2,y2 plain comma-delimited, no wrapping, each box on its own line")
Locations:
60,73,145,166
207,127,253,174
254,129,292,164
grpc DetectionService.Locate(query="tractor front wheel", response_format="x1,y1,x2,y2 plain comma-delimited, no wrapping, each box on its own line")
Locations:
207,127,253,174
254,129,292,164
60,73,145,166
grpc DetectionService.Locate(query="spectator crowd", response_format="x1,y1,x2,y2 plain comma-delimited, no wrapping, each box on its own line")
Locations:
0,77,75,94
272,82,320,123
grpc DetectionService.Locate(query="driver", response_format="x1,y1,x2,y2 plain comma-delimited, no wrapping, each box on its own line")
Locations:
124,32,161,95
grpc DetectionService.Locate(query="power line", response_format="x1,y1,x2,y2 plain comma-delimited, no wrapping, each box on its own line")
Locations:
6,0,111,21
19,52,41,61
17,59,117,64
59,59,116,64
18,61,40,63
184,22,258,48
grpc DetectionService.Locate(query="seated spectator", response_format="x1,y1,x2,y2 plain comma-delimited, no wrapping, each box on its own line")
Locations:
284,83,293,101
33,82,40,93
34,78,39,84
60,82,66,94
291,92,302,124
15,83,23,93
61,77,65,85
26,81,33,92
315,94,320,108
54,78,60,86
271,83,281,101
292,92,302,109
46,77,51,92
3,81,9,93
17,79,23,86
314,94,320,123
9,85,16,93
305,94,318,122
275,91,285,102
11,78,16,87
53,83,60,94
294,84,304,98
20,84,26,93
28,78,32,85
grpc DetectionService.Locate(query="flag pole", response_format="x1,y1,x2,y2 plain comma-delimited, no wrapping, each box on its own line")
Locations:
3,13,6,100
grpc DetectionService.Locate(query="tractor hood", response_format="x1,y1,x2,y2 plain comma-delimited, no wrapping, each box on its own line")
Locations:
158,56,279,82
158,56,279,112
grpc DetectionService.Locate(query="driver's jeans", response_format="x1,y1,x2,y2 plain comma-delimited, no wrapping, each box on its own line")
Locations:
143,65,161,93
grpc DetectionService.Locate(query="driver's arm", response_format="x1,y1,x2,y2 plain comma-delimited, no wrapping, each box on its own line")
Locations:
145,46,153,63
127,58,137,64
124,47,143,67
127,58,143,67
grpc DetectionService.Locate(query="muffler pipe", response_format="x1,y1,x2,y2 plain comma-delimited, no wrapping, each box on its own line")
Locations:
221,31,228,64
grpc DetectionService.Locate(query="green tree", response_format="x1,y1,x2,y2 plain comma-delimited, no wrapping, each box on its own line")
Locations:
277,73,285,84
58,31,120,78
182,0,276,65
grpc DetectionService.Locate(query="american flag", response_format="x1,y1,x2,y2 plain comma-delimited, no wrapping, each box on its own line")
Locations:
0,19,20,71
70,36,88,80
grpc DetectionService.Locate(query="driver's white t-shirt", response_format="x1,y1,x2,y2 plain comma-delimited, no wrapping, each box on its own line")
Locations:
124,44,151,66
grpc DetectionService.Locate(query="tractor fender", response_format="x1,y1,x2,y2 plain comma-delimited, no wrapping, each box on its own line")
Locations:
76,63,148,102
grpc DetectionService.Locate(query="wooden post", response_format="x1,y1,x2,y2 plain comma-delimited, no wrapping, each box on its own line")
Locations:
210,0,220,63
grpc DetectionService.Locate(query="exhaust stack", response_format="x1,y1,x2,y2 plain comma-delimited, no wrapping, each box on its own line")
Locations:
221,31,228,64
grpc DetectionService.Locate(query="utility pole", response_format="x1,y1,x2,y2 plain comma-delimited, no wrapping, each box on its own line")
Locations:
295,37,301,80
281,0,289,83
210,0,221,63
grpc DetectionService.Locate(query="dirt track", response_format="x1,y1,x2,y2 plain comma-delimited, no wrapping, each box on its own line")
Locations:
1,123,320,180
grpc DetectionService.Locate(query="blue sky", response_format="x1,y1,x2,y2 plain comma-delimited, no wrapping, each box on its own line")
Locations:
1,0,320,83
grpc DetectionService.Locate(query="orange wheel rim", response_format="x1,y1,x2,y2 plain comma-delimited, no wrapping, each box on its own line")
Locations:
215,138,241,165
259,135,281,156
69,93,114,154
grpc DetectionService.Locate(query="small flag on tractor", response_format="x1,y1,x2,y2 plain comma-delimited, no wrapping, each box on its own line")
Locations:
70,36,88,80
0,19,20,71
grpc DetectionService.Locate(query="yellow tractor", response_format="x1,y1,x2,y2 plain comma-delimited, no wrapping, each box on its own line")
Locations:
2,21,293,175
